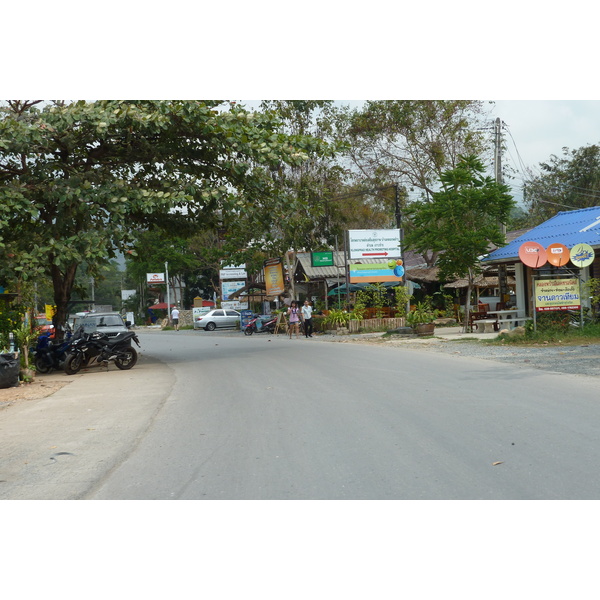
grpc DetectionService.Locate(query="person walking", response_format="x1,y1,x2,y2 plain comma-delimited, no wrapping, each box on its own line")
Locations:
171,306,180,331
287,301,300,339
301,299,313,338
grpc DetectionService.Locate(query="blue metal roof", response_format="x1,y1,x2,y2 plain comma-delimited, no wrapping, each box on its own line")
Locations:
484,206,600,262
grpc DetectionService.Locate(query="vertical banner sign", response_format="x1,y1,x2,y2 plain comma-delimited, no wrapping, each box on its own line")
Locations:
264,258,285,296
45,304,56,321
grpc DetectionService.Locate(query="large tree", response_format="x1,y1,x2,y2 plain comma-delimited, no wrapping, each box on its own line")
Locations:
405,155,514,331
0,100,332,337
337,101,491,266
524,144,600,225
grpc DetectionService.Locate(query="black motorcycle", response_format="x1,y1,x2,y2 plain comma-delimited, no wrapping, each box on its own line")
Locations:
63,330,140,375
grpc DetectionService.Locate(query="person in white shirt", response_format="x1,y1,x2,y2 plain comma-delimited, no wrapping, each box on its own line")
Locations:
301,299,313,338
171,306,180,330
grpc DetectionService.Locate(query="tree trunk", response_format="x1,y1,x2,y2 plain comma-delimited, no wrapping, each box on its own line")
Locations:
463,283,472,333
51,262,78,341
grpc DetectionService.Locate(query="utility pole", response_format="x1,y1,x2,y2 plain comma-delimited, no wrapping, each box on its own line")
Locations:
494,117,510,305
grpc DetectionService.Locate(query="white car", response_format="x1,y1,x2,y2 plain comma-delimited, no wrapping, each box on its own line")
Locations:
194,309,241,331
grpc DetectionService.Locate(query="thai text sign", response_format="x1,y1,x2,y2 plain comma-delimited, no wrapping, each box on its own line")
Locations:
534,279,581,311
349,229,401,259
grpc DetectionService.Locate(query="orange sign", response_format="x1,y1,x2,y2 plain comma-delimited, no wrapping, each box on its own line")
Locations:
546,243,570,267
264,258,285,296
518,241,547,268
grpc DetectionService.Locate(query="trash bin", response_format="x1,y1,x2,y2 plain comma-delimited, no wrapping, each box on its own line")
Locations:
0,353,20,389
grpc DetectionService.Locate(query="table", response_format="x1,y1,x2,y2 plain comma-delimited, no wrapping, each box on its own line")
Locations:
490,309,525,329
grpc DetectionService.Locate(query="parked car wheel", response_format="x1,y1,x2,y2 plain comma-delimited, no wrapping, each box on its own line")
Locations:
205,322,216,331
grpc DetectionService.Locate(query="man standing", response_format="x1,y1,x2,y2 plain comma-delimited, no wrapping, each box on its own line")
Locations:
171,305,180,331
301,299,313,338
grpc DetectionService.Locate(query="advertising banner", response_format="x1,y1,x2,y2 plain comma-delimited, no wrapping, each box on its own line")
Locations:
146,272,165,284
264,258,285,296
221,280,246,302
349,260,404,283
534,279,581,311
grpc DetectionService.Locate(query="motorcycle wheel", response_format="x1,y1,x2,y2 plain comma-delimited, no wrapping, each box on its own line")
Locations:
35,356,52,374
115,347,138,370
244,326,254,336
64,352,84,375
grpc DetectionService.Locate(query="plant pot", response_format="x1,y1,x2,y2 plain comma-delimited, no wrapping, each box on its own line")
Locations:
415,323,435,336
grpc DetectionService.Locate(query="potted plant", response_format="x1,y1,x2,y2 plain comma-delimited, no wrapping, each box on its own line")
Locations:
405,302,436,336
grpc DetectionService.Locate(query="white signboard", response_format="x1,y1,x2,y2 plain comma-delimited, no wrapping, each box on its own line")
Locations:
221,301,249,310
348,229,401,259
221,280,246,301
147,272,165,284
220,268,247,279
192,306,212,320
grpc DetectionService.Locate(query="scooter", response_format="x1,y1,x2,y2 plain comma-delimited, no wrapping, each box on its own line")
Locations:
243,314,278,336
33,328,76,373
63,330,140,375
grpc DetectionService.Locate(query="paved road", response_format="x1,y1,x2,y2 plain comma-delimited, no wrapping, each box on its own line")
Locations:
84,330,600,500
3,329,600,500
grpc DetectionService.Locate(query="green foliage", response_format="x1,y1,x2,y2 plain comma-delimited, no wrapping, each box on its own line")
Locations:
406,155,514,282
583,278,600,315
340,101,488,200
405,301,435,327
350,292,367,320
0,100,333,336
323,309,350,328
393,286,413,318
524,144,600,225
495,320,600,345
13,322,38,369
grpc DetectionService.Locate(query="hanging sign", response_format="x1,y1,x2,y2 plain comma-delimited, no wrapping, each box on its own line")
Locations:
518,242,547,268
570,243,595,268
546,243,570,267
264,258,285,296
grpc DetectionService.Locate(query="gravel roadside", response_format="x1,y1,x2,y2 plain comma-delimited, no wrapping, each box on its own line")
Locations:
320,332,600,378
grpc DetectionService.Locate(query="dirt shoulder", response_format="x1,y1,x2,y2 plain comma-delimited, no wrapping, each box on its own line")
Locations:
0,374,72,409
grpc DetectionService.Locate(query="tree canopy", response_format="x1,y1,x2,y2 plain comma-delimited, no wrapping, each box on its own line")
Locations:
0,100,333,335
405,155,514,329
524,144,600,225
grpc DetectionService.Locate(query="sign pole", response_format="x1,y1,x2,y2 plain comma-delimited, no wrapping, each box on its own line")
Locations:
165,261,170,317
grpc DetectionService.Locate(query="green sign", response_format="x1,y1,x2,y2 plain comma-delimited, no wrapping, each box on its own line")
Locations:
311,251,334,267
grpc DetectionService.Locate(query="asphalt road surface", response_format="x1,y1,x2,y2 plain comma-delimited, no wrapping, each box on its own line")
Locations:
83,330,600,500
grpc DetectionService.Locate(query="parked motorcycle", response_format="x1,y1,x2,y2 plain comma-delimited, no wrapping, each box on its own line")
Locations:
243,314,278,336
33,328,76,374
63,330,140,375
